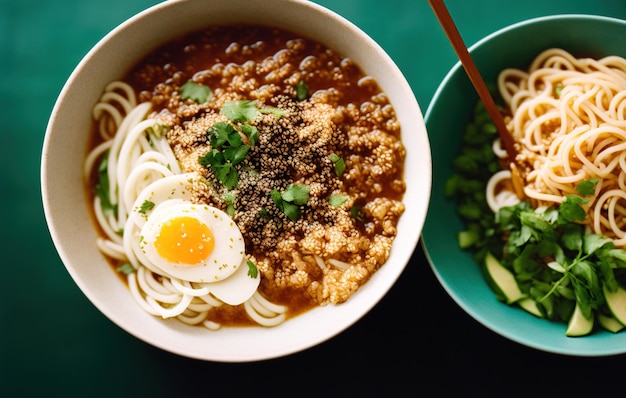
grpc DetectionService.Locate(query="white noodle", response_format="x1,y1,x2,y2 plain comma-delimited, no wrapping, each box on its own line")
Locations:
85,81,288,329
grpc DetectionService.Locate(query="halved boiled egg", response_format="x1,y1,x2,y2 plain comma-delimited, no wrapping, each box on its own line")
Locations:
139,199,248,284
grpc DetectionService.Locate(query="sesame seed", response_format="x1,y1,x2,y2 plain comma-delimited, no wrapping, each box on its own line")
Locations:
128,24,406,314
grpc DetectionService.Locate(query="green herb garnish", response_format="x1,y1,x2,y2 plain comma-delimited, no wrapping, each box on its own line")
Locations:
296,80,309,101
246,259,259,278
350,205,363,221
199,100,285,190
221,100,288,122
220,100,260,122
222,192,236,217
271,184,309,221
95,152,117,216
259,105,289,119
199,121,251,190
329,194,348,207
209,122,242,148
449,96,626,332
240,124,259,146
138,200,155,214
555,83,564,98
199,150,243,190
493,198,622,323
329,153,346,177
180,80,212,103
116,263,135,275
576,178,598,196
559,194,588,223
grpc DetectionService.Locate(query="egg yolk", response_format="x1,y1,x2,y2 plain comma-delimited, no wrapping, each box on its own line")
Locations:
154,216,215,265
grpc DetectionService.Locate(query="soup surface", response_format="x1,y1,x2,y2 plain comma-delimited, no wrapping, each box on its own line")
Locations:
87,24,406,328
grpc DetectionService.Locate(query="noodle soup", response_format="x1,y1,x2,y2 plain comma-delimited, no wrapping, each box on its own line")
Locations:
84,25,406,329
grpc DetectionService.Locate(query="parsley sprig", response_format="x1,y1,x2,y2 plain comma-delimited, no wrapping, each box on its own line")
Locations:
295,80,309,101
138,200,155,214
329,153,345,177
199,122,251,190
180,80,212,103
329,194,348,207
198,100,287,190
221,100,288,122
95,152,117,216
448,97,626,330
271,184,310,221
493,188,626,322
246,259,258,278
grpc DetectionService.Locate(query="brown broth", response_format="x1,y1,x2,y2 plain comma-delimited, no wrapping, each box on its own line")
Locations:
125,25,380,109
87,24,405,328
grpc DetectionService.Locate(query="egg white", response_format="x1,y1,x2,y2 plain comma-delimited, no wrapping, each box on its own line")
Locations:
129,172,200,229
139,200,245,283
206,257,261,305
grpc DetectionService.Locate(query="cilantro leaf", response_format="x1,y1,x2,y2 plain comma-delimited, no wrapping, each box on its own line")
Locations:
561,222,584,252
138,200,155,214
555,83,564,97
583,234,612,255
576,179,598,196
329,153,346,177
282,201,301,221
270,188,284,211
559,195,588,223
180,80,212,103
329,194,348,207
259,106,289,119
198,149,222,167
222,192,236,217
221,100,259,122
199,150,239,190
223,145,250,165
215,163,238,190
607,248,626,263
200,115,254,190
246,260,258,278
208,122,235,148
95,153,117,216
282,184,309,205
350,205,363,221
296,80,309,101
226,130,243,147
116,263,135,275
240,124,259,146
270,185,310,221
520,210,551,233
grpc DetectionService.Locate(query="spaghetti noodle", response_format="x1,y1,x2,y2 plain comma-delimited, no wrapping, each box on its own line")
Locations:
488,48,626,247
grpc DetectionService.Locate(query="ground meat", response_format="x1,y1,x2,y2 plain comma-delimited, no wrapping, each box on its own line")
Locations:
125,24,406,321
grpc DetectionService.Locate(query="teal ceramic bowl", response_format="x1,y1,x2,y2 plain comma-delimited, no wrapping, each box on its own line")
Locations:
423,14,626,356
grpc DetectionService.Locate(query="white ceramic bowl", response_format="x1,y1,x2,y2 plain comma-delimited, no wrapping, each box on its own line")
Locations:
41,0,431,362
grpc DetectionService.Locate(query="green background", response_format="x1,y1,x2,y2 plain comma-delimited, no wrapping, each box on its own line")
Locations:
3,0,626,396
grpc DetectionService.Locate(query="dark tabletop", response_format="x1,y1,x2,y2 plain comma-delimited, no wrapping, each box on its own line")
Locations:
3,0,626,396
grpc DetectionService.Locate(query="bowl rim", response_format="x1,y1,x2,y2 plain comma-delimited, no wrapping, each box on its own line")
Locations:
41,0,431,362
426,13,626,122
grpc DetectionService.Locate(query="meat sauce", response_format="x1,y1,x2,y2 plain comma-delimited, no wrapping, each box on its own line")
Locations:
92,24,406,327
